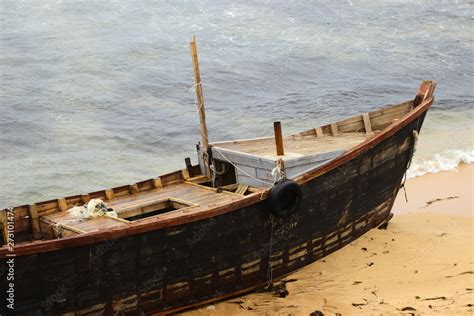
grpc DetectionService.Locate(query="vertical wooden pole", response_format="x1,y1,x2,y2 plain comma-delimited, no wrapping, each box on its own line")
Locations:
28,204,41,240
273,121,285,156
190,36,211,177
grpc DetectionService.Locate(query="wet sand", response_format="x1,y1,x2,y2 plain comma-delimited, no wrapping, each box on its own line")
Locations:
183,164,473,315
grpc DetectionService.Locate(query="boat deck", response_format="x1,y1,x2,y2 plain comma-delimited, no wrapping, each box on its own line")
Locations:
212,132,372,160
39,182,246,237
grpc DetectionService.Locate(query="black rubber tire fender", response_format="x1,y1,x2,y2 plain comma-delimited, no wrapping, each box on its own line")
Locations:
268,179,302,218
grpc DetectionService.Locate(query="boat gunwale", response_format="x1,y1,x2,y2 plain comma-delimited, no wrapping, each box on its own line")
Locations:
0,96,434,257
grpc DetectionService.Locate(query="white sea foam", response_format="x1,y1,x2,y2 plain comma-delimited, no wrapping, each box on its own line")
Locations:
407,149,474,179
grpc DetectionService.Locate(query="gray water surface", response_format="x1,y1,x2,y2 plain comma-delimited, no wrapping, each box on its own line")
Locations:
1,0,473,207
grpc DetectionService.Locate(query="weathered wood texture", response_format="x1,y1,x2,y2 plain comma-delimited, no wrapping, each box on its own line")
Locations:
37,183,240,236
211,145,344,187
273,121,285,156
213,132,368,159
0,167,202,244
0,112,426,315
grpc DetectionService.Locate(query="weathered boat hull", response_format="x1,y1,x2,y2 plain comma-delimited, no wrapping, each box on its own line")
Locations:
0,109,427,315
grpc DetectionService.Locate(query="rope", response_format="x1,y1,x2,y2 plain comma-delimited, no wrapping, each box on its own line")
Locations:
266,215,275,288
210,161,227,187
401,129,419,202
271,159,286,184
53,224,62,238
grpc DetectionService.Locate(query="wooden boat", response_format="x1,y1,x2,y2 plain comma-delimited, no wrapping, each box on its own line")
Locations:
0,39,436,315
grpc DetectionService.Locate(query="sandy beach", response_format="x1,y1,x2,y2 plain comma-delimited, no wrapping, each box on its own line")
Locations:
183,164,473,315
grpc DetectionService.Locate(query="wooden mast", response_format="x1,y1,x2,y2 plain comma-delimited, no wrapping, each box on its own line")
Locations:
190,36,211,177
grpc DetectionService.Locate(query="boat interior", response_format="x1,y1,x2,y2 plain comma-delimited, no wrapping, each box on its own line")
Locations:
0,100,414,247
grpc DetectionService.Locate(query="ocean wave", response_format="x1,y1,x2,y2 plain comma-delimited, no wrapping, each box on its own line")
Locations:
407,149,474,178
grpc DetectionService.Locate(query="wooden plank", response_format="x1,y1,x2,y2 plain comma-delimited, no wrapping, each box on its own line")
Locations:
235,185,249,196
284,150,345,168
315,127,324,137
64,195,82,209
81,194,91,204
152,178,163,189
59,223,86,234
181,169,190,180
185,175,208,184
113,185,131,198
371,111,408,130
212,147,276,170
362,113,372,134
129,184,140,194
36,200,58,213
28,205,41,240
211,136,273,147
161,171,183,186
136,179,154,192
105,189,115,201
293,101,411,137
330,123,339,136
337,121,365,133
214,133,365,160
104,215,131,224
220,184,239,191
57,198,68,212
298,129,316,137
185,157,194,178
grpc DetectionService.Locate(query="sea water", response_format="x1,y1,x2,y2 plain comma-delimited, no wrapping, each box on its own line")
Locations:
0,0,472,207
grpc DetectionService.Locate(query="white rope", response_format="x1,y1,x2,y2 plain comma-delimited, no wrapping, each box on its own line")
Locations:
271,166,281,183
68,199,117,219
53,224,62,238
271,159,286,184
210,162,227,187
